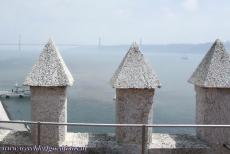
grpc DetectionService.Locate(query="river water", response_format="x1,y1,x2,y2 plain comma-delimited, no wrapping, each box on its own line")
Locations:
0,45,209,134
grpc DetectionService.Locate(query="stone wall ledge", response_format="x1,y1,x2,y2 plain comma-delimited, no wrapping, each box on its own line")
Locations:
0,130,211,154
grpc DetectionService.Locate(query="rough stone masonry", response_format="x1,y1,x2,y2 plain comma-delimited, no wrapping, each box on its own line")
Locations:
24,39,74,146
111,42,160,145
188,39,230,154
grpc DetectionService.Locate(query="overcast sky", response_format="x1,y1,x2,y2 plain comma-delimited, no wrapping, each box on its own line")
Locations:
0,0,230,45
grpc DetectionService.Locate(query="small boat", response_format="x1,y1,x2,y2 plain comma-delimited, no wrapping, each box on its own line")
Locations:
0,83,30,98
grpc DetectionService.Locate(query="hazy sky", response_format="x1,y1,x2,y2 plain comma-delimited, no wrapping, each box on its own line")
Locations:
0,0,230,45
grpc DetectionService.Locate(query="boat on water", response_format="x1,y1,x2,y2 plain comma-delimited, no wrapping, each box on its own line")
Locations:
0,83,30,98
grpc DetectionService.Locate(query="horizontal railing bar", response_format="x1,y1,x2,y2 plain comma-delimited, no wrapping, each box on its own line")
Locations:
0,121,145,127
0,120,37,124
0,120,230,128
147,124,230,127
0,43,80,46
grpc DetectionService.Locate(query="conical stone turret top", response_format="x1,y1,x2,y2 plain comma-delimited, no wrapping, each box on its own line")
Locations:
188,39,230,88
24,39,74,86
111,42,160,89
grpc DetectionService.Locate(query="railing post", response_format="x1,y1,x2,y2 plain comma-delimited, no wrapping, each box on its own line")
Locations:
37,121,41,145
37,122,41,154
142,124,146,154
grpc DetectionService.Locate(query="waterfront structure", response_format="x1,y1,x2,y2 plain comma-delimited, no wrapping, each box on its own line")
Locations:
111,42,161,144
24,39,74,145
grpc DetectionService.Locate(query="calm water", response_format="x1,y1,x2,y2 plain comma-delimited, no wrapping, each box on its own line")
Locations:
0,45,205,134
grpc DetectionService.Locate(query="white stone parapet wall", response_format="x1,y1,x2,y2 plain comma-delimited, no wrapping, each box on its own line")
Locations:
0,131,210,154
30,86,67,146
116,88,154,144
195,86,230,146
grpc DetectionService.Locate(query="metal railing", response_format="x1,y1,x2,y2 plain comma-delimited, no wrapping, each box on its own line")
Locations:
0,120,230,154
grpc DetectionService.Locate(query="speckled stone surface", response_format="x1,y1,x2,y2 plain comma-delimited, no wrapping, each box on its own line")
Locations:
0,132,210,154
0,101,11,137
30,86,67,146
111,42,161,89
0,130,32,146
0,101,9,121
24,39,74,86
0,101,28,132
115,89,154,144
188,39,230,154
150,133,208,149
195,86,230,146
188,39,230,88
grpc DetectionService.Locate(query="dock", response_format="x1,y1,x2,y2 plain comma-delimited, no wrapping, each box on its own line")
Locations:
0,85,30,98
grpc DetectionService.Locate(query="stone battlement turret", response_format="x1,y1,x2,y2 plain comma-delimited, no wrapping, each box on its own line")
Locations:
111,42,160,145
24,38,74,146
189,39,230,153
